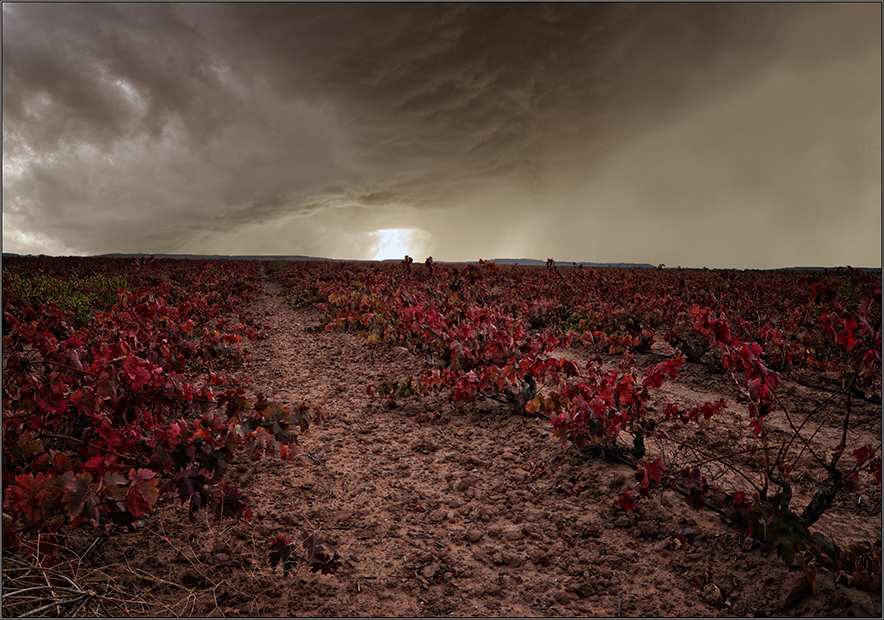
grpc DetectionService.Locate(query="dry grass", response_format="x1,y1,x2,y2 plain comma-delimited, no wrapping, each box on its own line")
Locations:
2,530,198,618
2,504,299,618
2,551,146,618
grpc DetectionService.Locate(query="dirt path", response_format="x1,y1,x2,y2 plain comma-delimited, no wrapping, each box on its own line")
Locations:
79,274,881,617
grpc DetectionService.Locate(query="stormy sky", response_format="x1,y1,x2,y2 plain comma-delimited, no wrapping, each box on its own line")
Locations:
3,2,881,268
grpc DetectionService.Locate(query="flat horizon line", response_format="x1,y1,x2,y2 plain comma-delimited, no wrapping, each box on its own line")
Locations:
2,252,880,272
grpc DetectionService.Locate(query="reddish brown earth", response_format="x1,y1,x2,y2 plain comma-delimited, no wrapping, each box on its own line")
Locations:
58,276,881,617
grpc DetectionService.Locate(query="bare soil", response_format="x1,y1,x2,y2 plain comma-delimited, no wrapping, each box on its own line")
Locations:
63,277,882,617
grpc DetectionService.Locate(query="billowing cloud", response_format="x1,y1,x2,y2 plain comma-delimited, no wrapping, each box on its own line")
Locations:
3,2,880,267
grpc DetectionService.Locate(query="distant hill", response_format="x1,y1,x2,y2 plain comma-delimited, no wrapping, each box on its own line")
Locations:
490,258,657,268
96,253,322,261
780,266,881,272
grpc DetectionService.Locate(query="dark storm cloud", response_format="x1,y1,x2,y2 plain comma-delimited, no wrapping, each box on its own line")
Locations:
208,3,751,189
2,2,880,266
3,2,355,252
5,4,214,147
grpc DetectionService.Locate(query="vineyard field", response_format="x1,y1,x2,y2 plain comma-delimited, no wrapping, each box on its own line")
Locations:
2,255,880,617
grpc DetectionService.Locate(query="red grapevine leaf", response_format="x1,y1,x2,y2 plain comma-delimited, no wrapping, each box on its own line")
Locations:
101,472,128,502
124,468,159,518
211,483,252,522
63,472,99,527
7,473,46,522
308,549,340,575
175,466,209,512
642,457,667,484
300,533,340,575
269,535,297,574
616,490,635,511
642,369,665,389
852,444,876,466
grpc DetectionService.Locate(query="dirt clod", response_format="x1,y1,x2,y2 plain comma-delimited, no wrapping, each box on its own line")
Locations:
779,571,813,610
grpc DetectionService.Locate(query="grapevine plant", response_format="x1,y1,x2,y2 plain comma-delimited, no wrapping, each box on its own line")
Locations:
2,257,338,576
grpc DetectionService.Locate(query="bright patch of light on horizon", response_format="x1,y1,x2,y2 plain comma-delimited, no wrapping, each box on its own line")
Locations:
371,228,423,261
